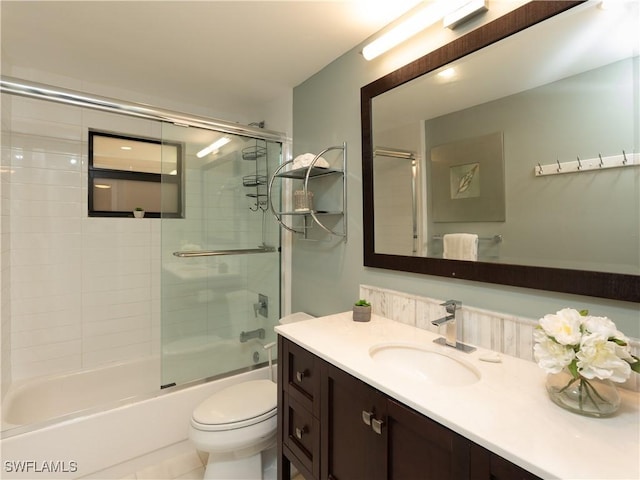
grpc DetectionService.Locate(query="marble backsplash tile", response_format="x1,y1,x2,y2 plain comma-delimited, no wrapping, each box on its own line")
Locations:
360,284,639,391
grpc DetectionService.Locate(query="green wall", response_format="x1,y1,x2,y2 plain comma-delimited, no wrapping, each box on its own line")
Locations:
291,12,640,337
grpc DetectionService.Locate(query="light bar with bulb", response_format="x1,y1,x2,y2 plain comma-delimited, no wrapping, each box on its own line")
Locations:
362,0,468,61
196,137,231,158
443,0,488,29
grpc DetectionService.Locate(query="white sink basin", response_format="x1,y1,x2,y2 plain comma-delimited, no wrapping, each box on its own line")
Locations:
369,342,481,387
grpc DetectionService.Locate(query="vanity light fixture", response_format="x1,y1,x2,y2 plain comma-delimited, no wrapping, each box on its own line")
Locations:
120,146,132,150
443,0,488,29
362,0,463,61
196,137,231,158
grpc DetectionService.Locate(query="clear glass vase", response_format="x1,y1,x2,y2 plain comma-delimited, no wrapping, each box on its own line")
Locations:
546,369,621,417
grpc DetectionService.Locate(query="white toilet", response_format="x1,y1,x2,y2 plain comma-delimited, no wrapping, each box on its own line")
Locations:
189,379,278,479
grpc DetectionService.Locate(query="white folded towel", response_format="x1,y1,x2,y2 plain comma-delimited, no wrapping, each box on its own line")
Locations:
443,233,478,261
292,153,330,170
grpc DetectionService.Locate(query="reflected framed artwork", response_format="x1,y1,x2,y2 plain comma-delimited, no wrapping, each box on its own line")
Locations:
430,132,505,222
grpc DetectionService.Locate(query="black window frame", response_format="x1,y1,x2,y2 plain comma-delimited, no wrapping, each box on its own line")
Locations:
88,130,184,218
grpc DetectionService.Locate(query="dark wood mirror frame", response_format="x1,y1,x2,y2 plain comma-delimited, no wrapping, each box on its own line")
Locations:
361,0,640,303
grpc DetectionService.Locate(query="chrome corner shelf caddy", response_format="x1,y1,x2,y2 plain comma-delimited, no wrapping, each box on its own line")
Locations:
268,143,347,241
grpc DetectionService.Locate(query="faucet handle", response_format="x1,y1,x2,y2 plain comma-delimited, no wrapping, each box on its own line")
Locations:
440,299,462,313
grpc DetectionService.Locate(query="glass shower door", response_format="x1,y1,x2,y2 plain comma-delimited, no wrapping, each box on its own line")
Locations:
159,123,281,387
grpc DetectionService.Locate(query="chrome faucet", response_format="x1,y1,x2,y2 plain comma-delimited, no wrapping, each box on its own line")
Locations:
431,300,475,353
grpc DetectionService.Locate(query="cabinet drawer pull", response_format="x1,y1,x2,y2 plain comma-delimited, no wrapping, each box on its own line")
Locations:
372,418,385,435
295,425,308,439
362,410,373,426
295,370,307,382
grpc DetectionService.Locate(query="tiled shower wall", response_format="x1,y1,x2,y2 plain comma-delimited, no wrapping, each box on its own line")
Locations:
2,94,163,382
1,91,282,388
1,91,12,397
360,284,640,391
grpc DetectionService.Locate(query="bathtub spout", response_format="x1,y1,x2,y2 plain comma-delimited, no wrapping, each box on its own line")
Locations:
240,328,265,343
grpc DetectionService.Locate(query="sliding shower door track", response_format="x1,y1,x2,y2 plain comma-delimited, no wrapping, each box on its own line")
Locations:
0,76,289,143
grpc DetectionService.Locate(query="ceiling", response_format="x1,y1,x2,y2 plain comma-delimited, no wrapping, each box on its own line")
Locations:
1,1,422,118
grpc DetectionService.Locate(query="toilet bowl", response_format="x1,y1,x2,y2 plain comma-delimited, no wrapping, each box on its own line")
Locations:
189,379,278,479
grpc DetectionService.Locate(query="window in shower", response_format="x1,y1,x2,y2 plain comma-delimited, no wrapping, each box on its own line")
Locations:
88,130,184,217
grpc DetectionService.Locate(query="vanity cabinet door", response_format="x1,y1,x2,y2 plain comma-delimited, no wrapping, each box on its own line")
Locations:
320,362,469,480
470,443,542,480
321,361,387,480
386,399,470,480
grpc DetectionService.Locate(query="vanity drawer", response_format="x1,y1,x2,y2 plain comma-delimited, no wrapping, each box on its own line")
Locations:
282,337,320,415
283,395,320,479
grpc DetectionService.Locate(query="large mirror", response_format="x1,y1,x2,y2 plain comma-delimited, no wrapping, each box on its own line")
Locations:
361,1,640,302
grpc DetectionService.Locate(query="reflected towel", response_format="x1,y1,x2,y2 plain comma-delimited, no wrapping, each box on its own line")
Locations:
292,153,330,169
443,233,478,261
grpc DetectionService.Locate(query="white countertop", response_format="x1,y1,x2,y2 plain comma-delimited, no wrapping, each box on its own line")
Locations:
275,312,640,480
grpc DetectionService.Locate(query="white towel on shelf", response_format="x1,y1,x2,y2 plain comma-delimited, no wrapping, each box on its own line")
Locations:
443,233,478,261
292,153,330,170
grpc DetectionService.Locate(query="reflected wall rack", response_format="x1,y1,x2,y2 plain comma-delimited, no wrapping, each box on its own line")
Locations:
268,143,347,241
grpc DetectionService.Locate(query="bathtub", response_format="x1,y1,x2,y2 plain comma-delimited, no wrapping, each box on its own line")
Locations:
2,356,160,428
2,336,269,429
1,359,275,479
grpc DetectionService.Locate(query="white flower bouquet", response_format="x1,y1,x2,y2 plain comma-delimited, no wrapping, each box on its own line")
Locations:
534,308,639,415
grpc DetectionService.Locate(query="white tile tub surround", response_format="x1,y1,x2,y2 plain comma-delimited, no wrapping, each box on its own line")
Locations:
359,284,640,391
1,94,13,399
4,88,282,385
5,96,161,382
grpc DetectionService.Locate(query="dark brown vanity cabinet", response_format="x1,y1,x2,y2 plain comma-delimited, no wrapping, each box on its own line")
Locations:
278,336,321,480
470,444,542,480
322,361,470,480
321,361,387,480
278,336,540,480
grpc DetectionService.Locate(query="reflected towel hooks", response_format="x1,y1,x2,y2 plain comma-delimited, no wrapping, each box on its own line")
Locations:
534,151,639,177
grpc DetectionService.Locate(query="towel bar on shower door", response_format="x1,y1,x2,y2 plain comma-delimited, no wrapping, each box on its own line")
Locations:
173,246,277,257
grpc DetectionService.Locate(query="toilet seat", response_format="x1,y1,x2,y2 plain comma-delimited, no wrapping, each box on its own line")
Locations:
191,379,277,432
